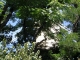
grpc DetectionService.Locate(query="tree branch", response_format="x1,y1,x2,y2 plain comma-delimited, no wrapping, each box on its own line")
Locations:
73,15,80,32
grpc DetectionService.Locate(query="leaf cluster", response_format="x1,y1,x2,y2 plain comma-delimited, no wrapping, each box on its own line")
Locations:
0,40,41,60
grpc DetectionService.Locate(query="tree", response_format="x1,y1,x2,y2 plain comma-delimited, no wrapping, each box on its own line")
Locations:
0,0,79,43
57,29,80,60
0,0,80,60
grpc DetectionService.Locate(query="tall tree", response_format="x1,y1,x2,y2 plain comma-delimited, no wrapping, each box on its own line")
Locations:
0,0,80,45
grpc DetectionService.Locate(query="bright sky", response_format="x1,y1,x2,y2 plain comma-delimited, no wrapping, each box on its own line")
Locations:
6,18,22,42
6,18,20,26
63,21,70,26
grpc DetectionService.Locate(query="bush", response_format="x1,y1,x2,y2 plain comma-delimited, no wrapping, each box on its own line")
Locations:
0,39,41,60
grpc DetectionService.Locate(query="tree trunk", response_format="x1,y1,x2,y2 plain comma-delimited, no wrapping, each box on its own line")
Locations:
23,18,26,42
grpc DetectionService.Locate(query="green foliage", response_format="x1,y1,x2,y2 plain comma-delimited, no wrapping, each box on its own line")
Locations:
0,40,41,60
0,0,80,60
52,54,61,60
56,29,80,60
1,0,80,43
0,1,4,14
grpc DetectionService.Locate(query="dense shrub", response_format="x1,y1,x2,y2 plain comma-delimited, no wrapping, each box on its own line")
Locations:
0,40,41,60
